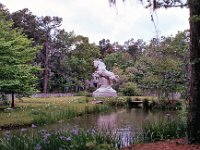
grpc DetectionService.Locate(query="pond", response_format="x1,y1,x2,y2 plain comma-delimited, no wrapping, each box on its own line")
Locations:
1,108,179,147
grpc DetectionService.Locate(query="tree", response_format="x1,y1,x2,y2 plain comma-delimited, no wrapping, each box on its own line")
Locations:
104,51,138,93
188,0,200,143
38,16,62,94
11,8,43,44
104,51,134,70
66,36,100,92
124,38,146,62
0,14,39,108
109,0,200,144
10,9,63,93
99,39,113,57
137,33,189,99
47,33,100,93
0,3,10,20
47,30,76,92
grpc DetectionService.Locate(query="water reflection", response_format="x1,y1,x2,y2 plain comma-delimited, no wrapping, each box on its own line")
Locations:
64,108,178,147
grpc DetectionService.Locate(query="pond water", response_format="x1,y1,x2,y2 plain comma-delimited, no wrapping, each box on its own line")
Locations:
45,108,177,131
1,108,179,147
55,108,178,146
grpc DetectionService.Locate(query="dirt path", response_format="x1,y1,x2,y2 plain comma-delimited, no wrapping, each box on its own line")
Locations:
121,138,200,150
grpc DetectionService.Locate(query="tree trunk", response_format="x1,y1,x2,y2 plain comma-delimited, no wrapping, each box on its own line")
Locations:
43,42,49,94
188,0,200,143
11,92,14,108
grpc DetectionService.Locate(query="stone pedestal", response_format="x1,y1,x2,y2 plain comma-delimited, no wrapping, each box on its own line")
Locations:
92,87,117,97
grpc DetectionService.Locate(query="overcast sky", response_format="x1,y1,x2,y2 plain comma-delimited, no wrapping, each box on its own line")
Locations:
1,0,189,44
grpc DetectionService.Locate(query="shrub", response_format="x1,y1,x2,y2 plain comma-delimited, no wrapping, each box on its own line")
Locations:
120,82,141,96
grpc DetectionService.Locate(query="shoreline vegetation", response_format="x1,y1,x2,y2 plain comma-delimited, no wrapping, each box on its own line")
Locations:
0,96,112,129
0,96,187,149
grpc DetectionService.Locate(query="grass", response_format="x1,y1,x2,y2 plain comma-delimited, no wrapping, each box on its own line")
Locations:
0,96,112,129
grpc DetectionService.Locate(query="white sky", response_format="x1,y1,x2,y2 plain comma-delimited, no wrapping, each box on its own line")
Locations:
1,0,189,44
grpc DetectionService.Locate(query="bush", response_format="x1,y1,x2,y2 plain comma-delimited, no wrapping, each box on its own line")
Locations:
120,82,141,96
106,97,126,107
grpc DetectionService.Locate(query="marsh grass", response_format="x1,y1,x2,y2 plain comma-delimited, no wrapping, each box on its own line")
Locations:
142,114,187,142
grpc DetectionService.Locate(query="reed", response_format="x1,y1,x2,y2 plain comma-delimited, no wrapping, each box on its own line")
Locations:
142,114,187,142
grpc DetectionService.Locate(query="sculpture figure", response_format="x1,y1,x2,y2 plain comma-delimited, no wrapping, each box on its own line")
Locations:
92,59,119,97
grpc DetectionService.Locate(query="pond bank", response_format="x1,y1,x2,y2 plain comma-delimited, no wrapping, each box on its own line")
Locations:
121,138,200,150
0,96,113,130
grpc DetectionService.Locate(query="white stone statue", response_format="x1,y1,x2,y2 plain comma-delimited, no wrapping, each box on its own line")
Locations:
92,59,119,97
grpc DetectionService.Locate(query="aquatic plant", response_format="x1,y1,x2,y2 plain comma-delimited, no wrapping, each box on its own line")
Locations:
142,114,187,142
0,128,116,150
